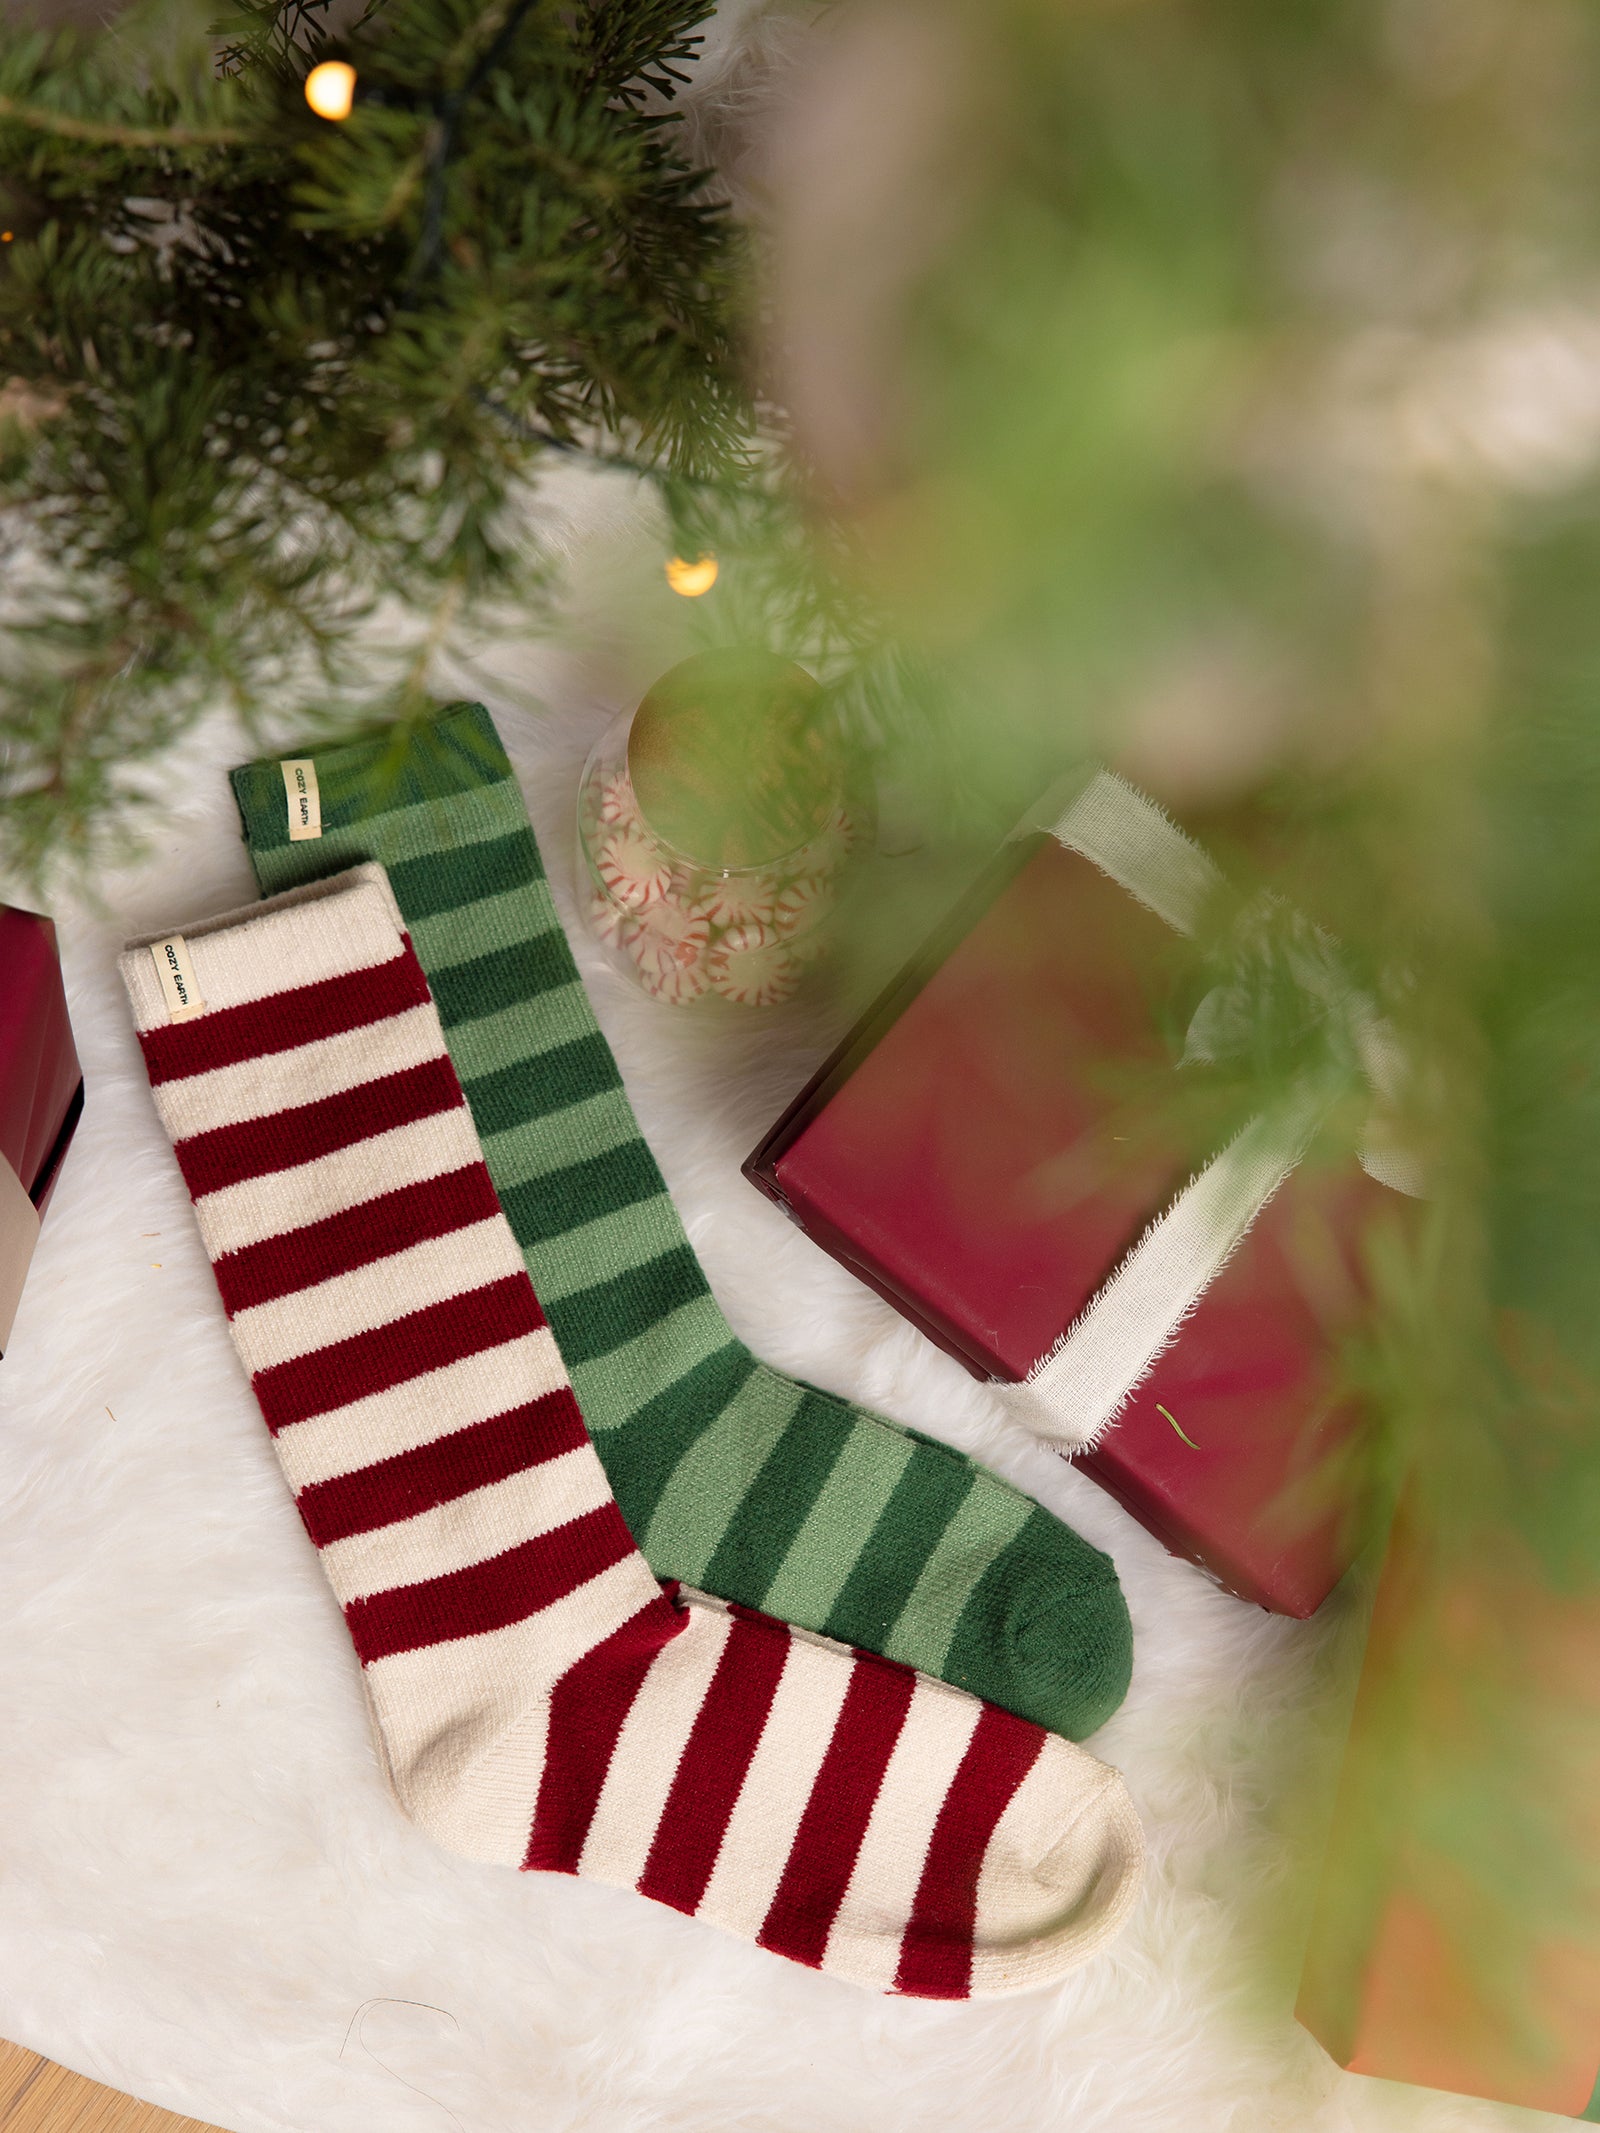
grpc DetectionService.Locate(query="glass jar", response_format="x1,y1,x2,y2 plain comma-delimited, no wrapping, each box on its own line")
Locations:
576,650,871,1008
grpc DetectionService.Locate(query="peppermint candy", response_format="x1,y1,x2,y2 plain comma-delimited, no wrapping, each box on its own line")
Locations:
632,945,712,1006
695,869,780,931
708,921,799,1008
585,886,640,951
772,870,835,942
627,894,711,1004
596,822,671,911
595,767,641,829
633,896,711,967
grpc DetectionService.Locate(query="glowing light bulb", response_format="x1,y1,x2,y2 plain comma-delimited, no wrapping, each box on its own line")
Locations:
665,553,718,597
304,60,357,122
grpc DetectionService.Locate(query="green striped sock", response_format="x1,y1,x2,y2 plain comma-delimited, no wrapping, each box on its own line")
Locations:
231,704,1132,1739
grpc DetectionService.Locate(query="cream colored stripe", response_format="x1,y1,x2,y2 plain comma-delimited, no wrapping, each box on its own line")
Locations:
319,1443,615,1604
121,877,402,1031
966,1741,1144,1997
694,1626,853,1941
1051,769,1220,937
365,1553,662,1863
274,1328,565,1491
578,1601,734,1894
822,1676,982,1993
231,1214,523,1374
1007,1102,1313,1452
195,1106,483,1261
155,1004,442,1144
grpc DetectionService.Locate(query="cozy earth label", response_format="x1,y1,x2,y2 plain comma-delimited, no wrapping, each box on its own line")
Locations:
281,757,322,841
150,934,207,1022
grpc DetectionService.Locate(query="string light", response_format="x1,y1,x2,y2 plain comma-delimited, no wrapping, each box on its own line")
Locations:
304,60,358,122
1,233,12,244
665,554,718,597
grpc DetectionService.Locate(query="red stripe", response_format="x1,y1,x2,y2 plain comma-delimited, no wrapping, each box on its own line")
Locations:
637,1608,790,1916
892,1705,1047,2000
345,1499,639,1663
255,1273,544,1434
756,1652,917,1971
523,1592,688,1874
215,1164,501,1315
295,1388,591,1549
139,949,429,1086
175,1055,463,1201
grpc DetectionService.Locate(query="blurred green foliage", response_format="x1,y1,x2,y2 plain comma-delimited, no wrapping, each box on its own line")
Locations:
2,0,1598,2085
741,0,1600,2079
0,0,748,880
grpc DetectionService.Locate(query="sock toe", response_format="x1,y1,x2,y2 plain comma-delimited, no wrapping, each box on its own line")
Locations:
965,1745,1145,1996
1010,1559,1134,1740
945,1508,1133,1739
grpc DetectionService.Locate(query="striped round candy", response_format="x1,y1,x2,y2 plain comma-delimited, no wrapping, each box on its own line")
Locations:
708,921,799,1008
633,895,710,965
585,886,640,952
772,870,835,942
596,767,641,828
786,808,852,880
628,894,712,1004
596,822,671,911
633,944,712,1006
695,869,780,931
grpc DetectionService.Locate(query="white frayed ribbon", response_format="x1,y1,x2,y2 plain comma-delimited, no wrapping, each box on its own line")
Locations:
997,771,1419,1454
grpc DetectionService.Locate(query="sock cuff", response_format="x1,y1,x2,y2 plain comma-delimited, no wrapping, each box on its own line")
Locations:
120,865,403,1033
230,704,513,858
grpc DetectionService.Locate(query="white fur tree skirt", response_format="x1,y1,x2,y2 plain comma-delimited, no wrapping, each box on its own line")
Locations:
0,469,1549,2133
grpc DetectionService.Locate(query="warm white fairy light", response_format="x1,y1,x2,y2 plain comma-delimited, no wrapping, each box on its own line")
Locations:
665,553,718,597
304,61,357,122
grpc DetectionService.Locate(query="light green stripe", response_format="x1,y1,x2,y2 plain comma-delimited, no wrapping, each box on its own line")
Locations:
534,1195,685,1302
759,1422,915,1624
568,1293,730,1432
409,880,561,970
250,783,529,892
481,1089,643,1193
880,1479,1033,1675
450,980,595,1084
643,1374,805,1582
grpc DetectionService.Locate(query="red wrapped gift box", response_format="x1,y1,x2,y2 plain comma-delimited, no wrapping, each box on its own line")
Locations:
745,782,1400,1616
0,905,84,1356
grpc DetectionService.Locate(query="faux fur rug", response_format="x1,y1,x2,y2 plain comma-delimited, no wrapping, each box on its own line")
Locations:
0,16,1556,2125
0,479,1551,2133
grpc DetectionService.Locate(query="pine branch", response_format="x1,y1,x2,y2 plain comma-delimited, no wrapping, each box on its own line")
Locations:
0,94,246,148
0,0,767,886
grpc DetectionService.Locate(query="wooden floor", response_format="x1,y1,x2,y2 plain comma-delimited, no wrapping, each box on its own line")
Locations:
0,2039,223,2133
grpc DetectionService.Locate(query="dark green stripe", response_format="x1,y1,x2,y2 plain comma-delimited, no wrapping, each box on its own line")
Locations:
602,1343,759,1539
462,1032,620,1138
386,826,544,925
499,1140,668,1250
821,1447,975,1651
545,1243,710,1367
231,703,514,852
703,1388,856,1603
430,932,574,1027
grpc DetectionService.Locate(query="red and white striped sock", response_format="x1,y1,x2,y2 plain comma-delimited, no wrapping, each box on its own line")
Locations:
121,865,1142,1998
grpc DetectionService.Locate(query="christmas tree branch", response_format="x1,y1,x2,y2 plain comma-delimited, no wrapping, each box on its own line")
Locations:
0,93,246,149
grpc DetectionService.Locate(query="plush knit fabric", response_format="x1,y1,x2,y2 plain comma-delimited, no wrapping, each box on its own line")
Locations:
230,708,1134,1741
118,866,1143,1998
